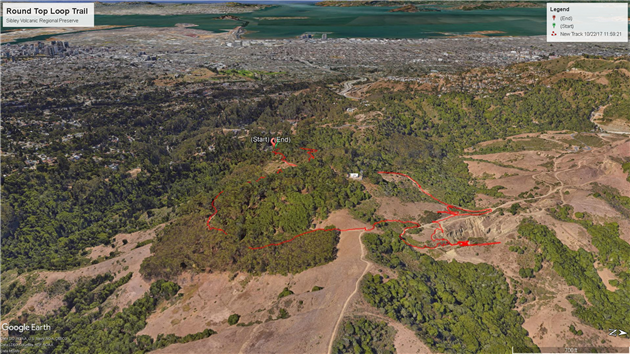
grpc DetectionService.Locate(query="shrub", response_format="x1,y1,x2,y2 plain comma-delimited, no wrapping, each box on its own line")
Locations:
278,308,290,319
519,267,535,278
278,287,294,299
228,314,240,326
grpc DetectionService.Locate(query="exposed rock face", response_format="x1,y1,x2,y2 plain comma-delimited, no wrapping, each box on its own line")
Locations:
444,214,521,242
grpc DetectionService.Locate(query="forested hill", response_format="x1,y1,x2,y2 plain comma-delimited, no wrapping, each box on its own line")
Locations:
140,158,368,278
361,231,539,353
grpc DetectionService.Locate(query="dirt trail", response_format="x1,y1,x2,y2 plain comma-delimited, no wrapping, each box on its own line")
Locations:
327,231,370,354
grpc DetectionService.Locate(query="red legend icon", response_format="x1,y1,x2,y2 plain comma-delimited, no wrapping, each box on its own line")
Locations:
551,31,557,36
553,15,556,20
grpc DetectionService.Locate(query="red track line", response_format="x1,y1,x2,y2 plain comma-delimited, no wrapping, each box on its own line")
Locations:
207,191,227,235
253,148,317,182
272,149,297,167
247,175,266,184
207,148,317,227
376,171,494,248
300,147,318,161
207,150,498,251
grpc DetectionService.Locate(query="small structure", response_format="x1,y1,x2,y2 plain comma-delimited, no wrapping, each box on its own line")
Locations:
348,171,363,180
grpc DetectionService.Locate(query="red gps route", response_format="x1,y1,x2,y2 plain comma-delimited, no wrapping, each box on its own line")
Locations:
207,148,499,251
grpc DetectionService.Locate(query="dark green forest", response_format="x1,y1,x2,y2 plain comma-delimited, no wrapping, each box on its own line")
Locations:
333,317,396,354
141,157,366,278
360,231,539,354
4,274,214,353
1,278,28,316
517,218,630,331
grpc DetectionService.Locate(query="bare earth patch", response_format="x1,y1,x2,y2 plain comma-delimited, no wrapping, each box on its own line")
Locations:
521,275,627,350
485,174,537,197
87,225,161,260
537,214,594,252
375,197,442,220
14,226,162,318
564,190,621,218
390,320,434,354
465,160,525,179
596,265,619,292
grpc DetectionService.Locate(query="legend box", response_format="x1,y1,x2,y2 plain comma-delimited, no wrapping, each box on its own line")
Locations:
547,3,628,42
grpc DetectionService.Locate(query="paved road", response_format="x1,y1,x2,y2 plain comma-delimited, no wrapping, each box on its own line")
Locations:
338,77,366,99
